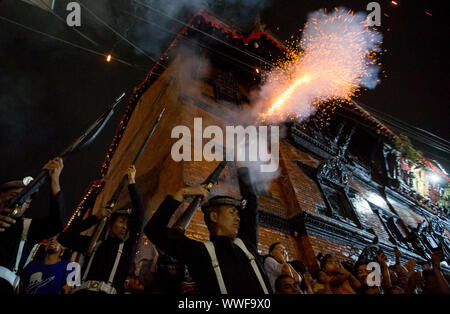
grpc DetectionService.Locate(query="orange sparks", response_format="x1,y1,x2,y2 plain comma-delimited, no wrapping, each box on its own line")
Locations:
266,75,312,115
106,54,112,62
425,11,432,17
391,1,398,5
254,8,383,124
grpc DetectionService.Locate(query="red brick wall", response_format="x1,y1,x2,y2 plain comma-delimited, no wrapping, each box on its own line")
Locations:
278,141,325,217
308,234,356,264
259,194,287,218
258,226,301,260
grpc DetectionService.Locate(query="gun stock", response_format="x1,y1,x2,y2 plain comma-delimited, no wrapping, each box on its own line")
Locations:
172,160,227,234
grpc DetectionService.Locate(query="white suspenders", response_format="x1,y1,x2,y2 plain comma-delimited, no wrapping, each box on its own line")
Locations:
233,238,269,294
15,219,33,271
203,241,228,294
0,218,36,291
108,242,124,284
82,240,101,282
203,238,269,294
82,241,125,284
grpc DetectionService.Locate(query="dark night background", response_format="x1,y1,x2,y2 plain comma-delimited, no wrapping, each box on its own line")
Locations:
0,0,448,223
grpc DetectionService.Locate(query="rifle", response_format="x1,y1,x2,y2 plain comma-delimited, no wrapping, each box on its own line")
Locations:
172,159,228,234
6,93,126,216
87,108,166,255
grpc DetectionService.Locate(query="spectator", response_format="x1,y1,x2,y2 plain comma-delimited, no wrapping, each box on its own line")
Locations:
354,249,392,294
264,242,301,292
288,260,315,294
317,254,361,294
20,235,74,294
274,275,301,294
155,252,187,294
421,250,450,294
389,247,411,293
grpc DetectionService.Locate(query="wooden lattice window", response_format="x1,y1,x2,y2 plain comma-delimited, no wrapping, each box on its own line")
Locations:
320,183,360,227
213,72,242,106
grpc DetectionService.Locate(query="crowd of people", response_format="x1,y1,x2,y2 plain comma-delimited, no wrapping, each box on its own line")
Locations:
0,158,449,295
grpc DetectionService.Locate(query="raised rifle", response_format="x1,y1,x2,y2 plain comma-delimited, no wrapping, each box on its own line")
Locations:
172,159,228,234
6,93,126,216
87,108,166,255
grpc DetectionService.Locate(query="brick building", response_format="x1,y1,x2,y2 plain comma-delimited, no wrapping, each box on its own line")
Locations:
70,13,450,276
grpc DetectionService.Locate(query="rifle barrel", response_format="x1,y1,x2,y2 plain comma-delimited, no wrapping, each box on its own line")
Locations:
86,107,166,254
5,92,126,211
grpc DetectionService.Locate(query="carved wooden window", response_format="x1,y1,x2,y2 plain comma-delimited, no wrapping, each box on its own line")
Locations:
213,72,242,106
320,184,360,227
368,202,410,249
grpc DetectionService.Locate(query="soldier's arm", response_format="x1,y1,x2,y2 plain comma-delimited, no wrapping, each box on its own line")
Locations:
29,158,65,240
144,186,207,265
236,166,259,248
57,215,97,252
126,165,145,236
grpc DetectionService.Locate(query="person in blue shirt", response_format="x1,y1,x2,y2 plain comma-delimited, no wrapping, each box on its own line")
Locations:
20,235,75,294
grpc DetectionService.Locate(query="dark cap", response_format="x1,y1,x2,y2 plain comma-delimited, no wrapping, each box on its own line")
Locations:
110,207,133,221
201,195,247,214
1,177,35,194
1,180,26,193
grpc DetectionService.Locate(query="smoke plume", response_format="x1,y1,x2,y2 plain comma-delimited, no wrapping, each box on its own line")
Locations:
252,7,383,123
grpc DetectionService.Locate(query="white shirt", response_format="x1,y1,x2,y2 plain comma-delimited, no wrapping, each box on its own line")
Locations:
263,256,302,292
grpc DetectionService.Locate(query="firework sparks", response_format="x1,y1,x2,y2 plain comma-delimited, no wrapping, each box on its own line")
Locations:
266,75,312,115
255,7,383,123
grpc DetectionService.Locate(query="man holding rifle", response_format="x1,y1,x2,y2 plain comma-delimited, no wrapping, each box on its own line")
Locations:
145,163,272,294
0,157,65,294
58,165,145,294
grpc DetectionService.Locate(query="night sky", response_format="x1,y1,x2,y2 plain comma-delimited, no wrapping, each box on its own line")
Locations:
0,0,448,222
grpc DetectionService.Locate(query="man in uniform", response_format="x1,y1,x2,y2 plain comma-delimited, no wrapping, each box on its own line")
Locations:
0,157,65,294
58,165,144,294
145,165,271,294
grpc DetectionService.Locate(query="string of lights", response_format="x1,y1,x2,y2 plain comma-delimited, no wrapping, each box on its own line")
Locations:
132,0,277,69
120,10,262,76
